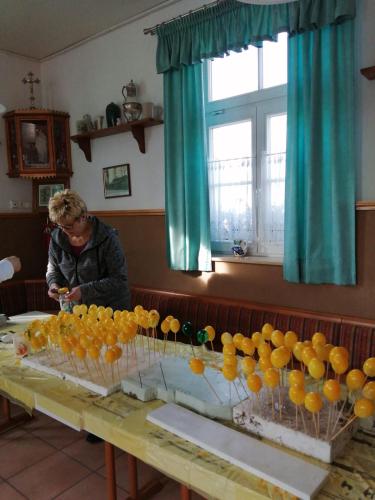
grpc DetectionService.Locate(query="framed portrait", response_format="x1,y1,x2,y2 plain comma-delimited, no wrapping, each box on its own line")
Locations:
103,163,131,199
32,177,70,212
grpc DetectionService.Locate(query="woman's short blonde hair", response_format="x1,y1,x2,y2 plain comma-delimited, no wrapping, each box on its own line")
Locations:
48,189,87,223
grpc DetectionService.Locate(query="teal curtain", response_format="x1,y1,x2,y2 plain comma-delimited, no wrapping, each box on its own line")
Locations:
157,0,356,275
284,20,355,284
164,64,211,271
156,0,355,74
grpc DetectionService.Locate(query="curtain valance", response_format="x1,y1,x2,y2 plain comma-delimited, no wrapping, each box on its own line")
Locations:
156,0,355,73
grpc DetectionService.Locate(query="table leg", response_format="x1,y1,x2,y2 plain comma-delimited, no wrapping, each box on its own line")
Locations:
125,453,166,500
128,453,138,499
105,441,117,500
2,396,10,420
0,396,31,432
180,484,192,500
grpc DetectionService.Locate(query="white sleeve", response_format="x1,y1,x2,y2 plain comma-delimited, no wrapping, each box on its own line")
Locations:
0,259,14,283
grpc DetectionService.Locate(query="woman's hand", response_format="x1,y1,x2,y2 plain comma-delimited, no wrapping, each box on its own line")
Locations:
48,284,60,302
66,286,82,302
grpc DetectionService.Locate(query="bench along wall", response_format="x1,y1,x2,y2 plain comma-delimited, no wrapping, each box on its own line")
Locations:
0,209,374,320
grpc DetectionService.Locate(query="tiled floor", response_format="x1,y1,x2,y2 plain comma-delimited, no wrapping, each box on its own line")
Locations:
0,406,205,500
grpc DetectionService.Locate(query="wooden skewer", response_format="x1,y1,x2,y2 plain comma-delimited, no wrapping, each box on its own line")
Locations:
202,373,223,403
299,406,307,433
233,380,243,404
330,415,357,442
330,398,348,437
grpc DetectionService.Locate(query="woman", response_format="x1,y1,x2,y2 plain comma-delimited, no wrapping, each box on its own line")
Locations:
46,189,130,311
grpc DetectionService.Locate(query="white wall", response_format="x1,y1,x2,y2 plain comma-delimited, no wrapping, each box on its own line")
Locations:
41,0,203,211
0,0,374,212
356,0,375,200
0,52,41,211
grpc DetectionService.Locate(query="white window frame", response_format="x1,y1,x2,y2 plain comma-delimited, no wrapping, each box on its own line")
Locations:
204,52,287,258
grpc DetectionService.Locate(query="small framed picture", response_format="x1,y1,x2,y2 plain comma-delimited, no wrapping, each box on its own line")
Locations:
32,177,70,212
103,163,131,199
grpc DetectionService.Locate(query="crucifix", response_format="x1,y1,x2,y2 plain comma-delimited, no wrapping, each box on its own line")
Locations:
22,71,40,109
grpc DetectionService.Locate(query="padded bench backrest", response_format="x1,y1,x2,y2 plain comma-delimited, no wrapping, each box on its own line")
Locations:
131,286,373,368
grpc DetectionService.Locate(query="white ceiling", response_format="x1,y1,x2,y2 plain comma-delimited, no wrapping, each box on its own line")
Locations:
0,0,179,61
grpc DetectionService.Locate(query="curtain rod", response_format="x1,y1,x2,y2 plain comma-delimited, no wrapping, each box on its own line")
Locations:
143,0,223,35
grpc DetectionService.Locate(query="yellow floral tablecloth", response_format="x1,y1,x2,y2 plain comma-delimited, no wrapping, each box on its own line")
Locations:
0,325,374,500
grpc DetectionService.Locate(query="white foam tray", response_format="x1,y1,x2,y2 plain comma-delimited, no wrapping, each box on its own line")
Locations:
233,397,357,463
148,403,329,500
22,343,162,396
122,356,248,420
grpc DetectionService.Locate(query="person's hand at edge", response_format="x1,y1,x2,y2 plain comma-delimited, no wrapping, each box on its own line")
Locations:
6,256,21,273
48,283,60,302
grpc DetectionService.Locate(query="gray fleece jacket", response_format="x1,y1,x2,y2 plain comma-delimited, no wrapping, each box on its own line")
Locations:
46,216,131,311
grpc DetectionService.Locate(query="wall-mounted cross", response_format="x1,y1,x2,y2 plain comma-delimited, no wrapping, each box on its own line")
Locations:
22,71,40,109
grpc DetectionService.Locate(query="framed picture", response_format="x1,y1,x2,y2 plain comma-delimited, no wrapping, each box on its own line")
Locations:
103,163,131,199
32,177,70,212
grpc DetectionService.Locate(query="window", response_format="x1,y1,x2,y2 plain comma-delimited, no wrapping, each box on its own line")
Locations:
205,33,287,257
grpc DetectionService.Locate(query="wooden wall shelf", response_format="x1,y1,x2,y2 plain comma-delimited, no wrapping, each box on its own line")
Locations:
360,66,375,80
70,118,163,161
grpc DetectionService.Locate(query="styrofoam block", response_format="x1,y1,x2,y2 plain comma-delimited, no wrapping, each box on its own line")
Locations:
148,403,329,500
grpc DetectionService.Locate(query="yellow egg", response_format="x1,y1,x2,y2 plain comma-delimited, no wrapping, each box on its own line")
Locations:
251,331,263,347
363,357,375,377
88,346,100,360
362,381,375,401
189,357,205,375
222,365,237,381
223,343,236,356
258,356,272,372
241,356,256,375
270,346,290,369
258,343,271,358
241,337,255,356
104,348,116,364
289,386,306,406
264,368,280,389
331,355,349,375
314,344,326,362
323,343,334,361
221,332,233,345
284,331,298,350
160,319,170,334
293,342,304,362
223,354,237,368
302,346,317,366
247,373,262,393
204,325,216,341
170,318,180,334
261,323,274,341
323,379,341,402
312,332,326,347
288,369,305,388
354,398,375,418
304,392,323,413
329,346,349,364
346,369,366,392
233,333,244,349
271,330,284,348
105,332,117,346
308,358,325,380
74,346,86,360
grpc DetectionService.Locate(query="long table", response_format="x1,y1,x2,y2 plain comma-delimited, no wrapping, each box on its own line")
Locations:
0,323,374,500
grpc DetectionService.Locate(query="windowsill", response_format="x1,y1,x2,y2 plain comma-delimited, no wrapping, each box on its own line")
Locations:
212,255,283,266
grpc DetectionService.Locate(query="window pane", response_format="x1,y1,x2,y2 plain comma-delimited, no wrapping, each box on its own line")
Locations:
208,157,255,243
262,33,288,89
258,111,286,256
211,121,252,160
210,48,258,101
267,113,287,154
